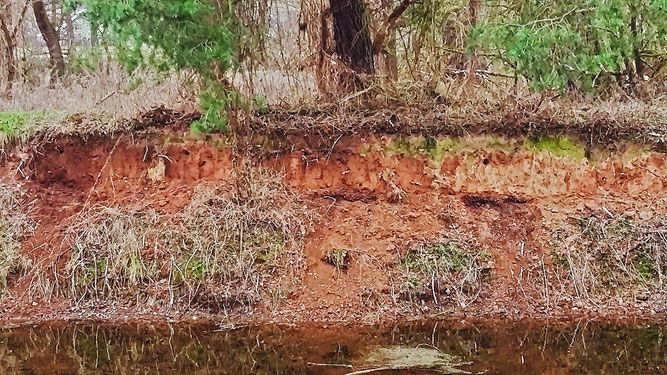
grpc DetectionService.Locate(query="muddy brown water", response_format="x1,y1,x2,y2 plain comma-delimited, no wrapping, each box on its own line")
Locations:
0,319,664,374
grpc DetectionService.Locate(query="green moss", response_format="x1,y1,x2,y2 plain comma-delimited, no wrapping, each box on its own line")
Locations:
362,134,652,173
427,137,463,161
634,249,657,281
550,250,569,268
525,135,586,160
373,135,595,165
382,136,464,164
385,137,427,157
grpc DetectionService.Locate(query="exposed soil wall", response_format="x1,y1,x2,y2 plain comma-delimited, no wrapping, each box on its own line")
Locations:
1,130,666,324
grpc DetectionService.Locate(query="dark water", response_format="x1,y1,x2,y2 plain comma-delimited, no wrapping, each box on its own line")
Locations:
0,319,664,374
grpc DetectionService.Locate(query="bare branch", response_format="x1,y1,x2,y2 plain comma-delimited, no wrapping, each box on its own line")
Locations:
372,0,413,55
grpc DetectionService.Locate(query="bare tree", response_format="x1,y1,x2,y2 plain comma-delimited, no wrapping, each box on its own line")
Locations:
0,0,30,92
0,14,15,83
372,0,412,80
33,0,65,79
64,10,74,52
466,0,480,75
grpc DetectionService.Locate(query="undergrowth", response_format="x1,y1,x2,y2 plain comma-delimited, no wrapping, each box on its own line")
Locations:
399,240,493,306
0,183,35,296
55,169,313,311
551,214,667,299
1,74,666,147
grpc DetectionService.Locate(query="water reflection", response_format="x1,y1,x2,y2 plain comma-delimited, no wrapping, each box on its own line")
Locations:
0,319,663,374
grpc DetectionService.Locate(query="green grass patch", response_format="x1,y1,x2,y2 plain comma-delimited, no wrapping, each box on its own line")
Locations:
399,240,493,302
383,136,463,160
0,110,59,144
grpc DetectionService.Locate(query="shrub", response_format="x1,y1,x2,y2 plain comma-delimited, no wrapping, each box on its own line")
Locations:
80,0,240,132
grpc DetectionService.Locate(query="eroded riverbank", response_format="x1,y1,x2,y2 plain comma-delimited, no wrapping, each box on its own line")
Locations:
0,126,665,324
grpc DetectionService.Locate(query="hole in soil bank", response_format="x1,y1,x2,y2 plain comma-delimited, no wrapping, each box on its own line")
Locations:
462,195,527,209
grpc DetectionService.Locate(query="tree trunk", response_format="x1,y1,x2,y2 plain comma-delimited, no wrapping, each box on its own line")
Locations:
373,0,411,80
64,11,74,53
330,0,374,74
0,14,16,89
372,0,410,55
90,20,99,46
465,0,480,76
382,36,398,80
33,0,65,79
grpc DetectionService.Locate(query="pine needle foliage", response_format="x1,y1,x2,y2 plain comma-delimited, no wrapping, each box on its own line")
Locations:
79,0,241,132
470,0,667,92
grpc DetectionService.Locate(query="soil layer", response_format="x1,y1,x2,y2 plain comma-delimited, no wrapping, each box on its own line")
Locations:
1,125,666,325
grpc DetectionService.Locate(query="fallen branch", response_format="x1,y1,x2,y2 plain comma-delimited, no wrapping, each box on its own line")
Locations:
308,362,353,368
345,367,394,375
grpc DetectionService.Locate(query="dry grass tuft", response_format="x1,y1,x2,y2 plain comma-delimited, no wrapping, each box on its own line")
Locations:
0,64,197,146
57,169,314,311
0,64,196,116
0,183,35,296
250,78,667,146
63,206,162,300
166,168,313,308
551,213,667,300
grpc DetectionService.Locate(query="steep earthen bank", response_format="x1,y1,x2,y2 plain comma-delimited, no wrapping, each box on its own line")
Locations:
0,130,666,324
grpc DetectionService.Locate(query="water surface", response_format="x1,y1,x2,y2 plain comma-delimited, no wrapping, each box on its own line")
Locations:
0,319,664,374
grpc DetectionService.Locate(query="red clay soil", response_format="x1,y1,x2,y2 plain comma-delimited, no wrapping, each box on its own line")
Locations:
0,130,666,325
